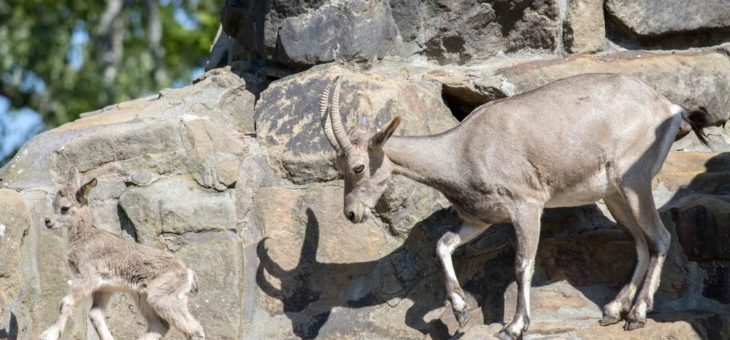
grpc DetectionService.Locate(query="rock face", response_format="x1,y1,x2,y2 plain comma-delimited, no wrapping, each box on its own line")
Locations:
4,1,730,339
563,0,605,53
606,0,730,37
221,0,562,66
255,64,457,183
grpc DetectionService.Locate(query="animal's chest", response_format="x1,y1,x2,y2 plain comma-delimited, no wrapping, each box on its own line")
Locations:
445,187,513,224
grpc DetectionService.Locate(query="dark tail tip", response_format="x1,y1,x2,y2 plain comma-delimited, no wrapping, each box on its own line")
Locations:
687,108,711,147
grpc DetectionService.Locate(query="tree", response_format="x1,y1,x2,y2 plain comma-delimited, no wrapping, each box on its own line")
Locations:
0,0,220,128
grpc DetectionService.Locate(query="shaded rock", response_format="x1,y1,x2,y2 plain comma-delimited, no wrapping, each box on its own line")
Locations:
536,229,635,286
221,0,562,66
119,176,237,244
496,50,730,125
424,72,508,120
654,152,730,199
255,64,457,184
605,0,730,37
563,0,605,53
672,203,730,261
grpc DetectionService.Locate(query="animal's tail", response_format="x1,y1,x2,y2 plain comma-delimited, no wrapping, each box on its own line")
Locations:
675,105,711,147
187,268,199,295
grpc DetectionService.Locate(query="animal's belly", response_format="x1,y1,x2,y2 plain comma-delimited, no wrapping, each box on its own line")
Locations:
545,171,614,208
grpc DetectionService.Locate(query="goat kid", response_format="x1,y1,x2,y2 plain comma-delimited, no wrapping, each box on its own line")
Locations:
41,168,205,340
320,74,710,339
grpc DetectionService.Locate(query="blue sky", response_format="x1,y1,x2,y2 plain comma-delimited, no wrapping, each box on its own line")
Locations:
0,98,44,162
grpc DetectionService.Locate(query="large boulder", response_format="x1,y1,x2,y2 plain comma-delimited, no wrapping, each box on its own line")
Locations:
119,176,238,244
221,0,561,66
605,0,730,37
255,64,458,184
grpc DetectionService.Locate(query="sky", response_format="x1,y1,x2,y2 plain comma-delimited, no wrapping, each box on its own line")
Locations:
0,98,44,163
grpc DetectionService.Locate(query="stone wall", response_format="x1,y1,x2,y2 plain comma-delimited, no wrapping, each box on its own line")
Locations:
2,1,730,339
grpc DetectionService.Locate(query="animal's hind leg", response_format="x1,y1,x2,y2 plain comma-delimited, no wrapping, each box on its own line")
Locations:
89,291,115,340
600,194,650,326
132,293,169,340
436,221,489,328
147,294,204,340
621,184,671,331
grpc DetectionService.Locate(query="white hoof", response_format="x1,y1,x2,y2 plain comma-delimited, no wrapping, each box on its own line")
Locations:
40,327,61,340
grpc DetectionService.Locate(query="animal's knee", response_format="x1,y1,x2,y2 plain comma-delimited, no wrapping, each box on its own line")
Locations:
649,228,671,255
88,307,105,322
436,232,459,258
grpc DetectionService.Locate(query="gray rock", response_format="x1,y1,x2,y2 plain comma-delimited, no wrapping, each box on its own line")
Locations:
255,64,457,184
221,0,562,66
0,189,31,339
0,68,255,191
563,0,605,53
119,177,237,244
606,0,730,37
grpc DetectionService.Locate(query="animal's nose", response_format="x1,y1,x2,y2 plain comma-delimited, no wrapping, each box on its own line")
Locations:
44,218,52,227
346,211,356,222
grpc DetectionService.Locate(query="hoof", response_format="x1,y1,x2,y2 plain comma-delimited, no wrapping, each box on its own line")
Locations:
40,329,60,340
455,308,472,328
599,314,622,326
495,330,518,340
624,319,645,331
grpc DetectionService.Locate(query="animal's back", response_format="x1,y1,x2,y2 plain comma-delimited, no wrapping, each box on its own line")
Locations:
70,227,188,290
454,73,678,207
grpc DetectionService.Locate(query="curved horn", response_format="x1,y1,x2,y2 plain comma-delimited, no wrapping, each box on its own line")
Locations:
330,77,353,154
320,79,340,153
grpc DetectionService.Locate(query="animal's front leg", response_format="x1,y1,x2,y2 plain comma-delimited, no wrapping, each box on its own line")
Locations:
40,277,95,340
497,204,542,340
436,222,488,328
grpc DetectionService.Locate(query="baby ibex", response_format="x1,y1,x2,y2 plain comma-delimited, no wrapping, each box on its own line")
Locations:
41,168,205,340
320,74,710,339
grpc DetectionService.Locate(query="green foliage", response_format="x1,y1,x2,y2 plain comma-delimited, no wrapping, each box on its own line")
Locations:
0,0,220,127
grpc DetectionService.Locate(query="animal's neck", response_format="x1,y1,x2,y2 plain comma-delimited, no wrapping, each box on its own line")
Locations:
69,208,95,241
384,133,459,191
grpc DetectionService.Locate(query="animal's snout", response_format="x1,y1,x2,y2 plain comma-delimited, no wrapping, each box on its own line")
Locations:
344,205,370,224
44,217,53,228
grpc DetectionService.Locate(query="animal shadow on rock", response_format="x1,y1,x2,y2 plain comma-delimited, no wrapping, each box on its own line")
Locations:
257,207,521,339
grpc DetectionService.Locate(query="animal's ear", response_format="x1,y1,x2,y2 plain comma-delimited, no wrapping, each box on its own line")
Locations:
370,116,401,147
67,167,82,189
75,178,97,205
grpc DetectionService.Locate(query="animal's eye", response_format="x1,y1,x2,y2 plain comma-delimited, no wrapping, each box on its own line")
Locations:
353,164,365,174
61,206,70,214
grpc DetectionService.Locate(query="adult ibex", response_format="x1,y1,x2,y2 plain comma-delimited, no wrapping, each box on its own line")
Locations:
41,168,205,340
319,73,709,339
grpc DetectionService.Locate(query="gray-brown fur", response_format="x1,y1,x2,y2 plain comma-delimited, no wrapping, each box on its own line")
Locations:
41,168,204,340
320,74,710,339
